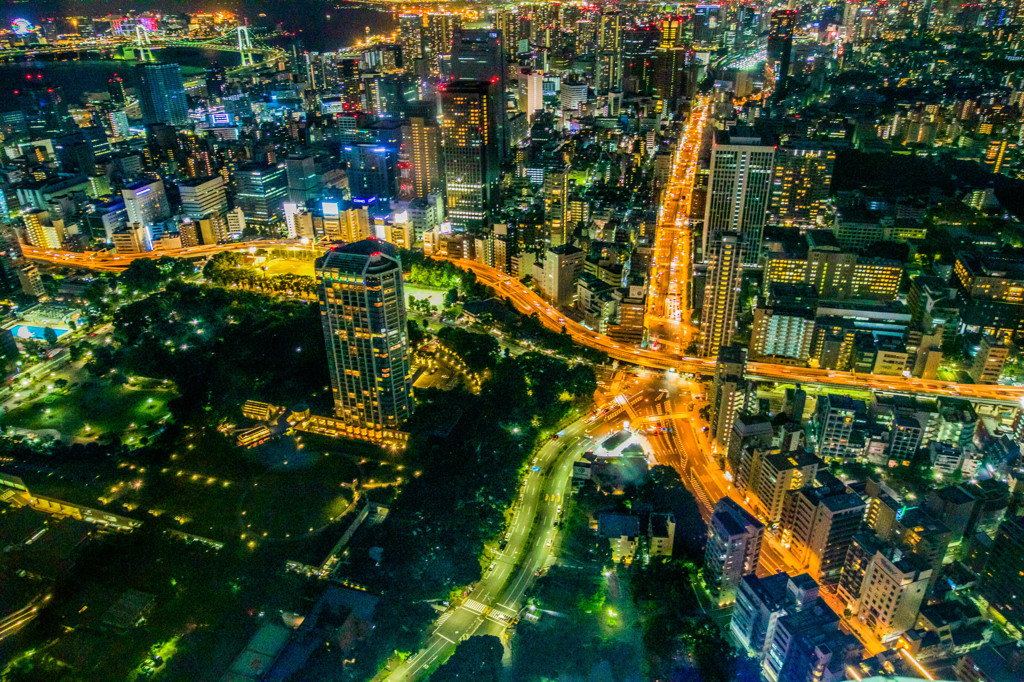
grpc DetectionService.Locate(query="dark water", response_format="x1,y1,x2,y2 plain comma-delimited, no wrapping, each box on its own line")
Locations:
0,1,395,100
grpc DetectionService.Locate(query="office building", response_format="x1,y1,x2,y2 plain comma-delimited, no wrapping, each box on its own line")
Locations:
952,252,1024,342
449,28,506,156
969,335,1009,384
837,532,931,640
402,115,443,200
731,572,819,658
177,176,227,220
344,143,398,201
440,80,501,232
728,414,774,482
319,200,371,243
121,180,170,227
780,475,865,584
596,10,622,94
769,142,835,227
978,515,1024,631
315,239,413,431
398,14,424,70
705,497,764,606
536,244,584,307
112,222,153,254
234,163,288,230
15,80,74,136
700,233,745,357
703,127,775,265
767,10,797,97
285,153,324,206
134,63,189,126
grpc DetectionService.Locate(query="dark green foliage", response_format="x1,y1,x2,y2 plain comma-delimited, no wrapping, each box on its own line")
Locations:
435,327,499,373
430,635,503,682
109,282,328,419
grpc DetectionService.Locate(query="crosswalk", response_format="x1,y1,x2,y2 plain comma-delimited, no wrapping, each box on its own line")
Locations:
463,598,488,614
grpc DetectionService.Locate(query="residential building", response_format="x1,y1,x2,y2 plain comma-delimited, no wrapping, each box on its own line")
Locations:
742,448,821,527
315,239,413,431
536,244,583,307
112,223,153,254
700,232,745,357
761,596,862,682
403,115,443,200
731,572,819,658
649,513,675,557
969,335,1009,384
978,515,1024,632
780,474,865,584
710,345,751,463
814,394,866,462
705,497,764,606
769,142,835,227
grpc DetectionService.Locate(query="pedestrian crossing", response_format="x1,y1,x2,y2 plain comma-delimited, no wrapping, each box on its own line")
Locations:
435,611,453,627
463,598,487,614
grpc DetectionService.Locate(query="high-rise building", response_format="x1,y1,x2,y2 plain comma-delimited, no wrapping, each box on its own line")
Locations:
343,143,398,201
978,515,1024,632
427,12,461,72
285,153,323,206
398,14,424,70
440,79,501,232
449,28,507,157
814,394,865,462
315,239,413,431
740,448,821,526
517,69,544,122
536,244,584,307
710,344,750,462
761,596,863,682
770,142,835,227
234,163,288,230
21,210,64,249
176,176,227,220
731,572,819,659
18,264,46,299
337,58,363,112
121,180,170,227
134,63,189,126
107,74,127,104
705,497,764,606
596,10,622,94
837,532,932,640
402,115,443,200
15,80,74,136
780,474,865,584
767,10,797,98
703,127,775,265
700,233,745,357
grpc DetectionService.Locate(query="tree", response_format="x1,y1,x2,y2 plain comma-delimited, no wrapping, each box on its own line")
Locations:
430,635,503,682
43,326,58,347
120,259,163,294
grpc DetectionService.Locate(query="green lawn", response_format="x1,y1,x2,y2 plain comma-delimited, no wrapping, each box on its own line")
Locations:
262,257,315,277
2,381,173,441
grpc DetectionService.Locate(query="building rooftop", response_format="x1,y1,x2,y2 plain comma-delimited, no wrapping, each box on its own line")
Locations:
598,513,640,539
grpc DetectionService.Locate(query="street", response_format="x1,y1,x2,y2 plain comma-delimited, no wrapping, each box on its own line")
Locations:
376,414,599,681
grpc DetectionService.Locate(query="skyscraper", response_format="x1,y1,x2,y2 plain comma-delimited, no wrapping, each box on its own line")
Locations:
316,239,413,431
343,143,397,201
768,10,797,98
134,63,189,126
770,142,835,227
706,497,764,606
978,515,1024,632
234,163,288,230
440,79,501,232
403,114,443,200
700,233,745,357
596,10,622,94
703,127,775,265
398,14,424,71
449,29,507,157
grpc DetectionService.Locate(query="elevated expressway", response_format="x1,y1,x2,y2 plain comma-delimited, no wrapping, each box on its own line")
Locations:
19,243,1024,406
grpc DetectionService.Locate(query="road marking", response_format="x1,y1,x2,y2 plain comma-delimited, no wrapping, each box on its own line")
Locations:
463,599,487,614
435,632,455,644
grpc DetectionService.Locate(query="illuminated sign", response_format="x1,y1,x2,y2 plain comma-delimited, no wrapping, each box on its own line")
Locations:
11,19,36,35
393,211,409,224
322,202,339,216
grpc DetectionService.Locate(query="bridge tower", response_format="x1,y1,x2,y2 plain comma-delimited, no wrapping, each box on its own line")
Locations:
135,25,156,63
237,25,255,67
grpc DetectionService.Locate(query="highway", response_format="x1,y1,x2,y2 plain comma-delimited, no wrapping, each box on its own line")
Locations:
22,242,1024,404
0,593,50,643
376,415,596,681
443,256,1024,405
625,373,889,656
645,94,711,351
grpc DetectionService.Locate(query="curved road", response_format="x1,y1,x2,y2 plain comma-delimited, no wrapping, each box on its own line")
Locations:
376,416,595,681
21,242,1024,404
